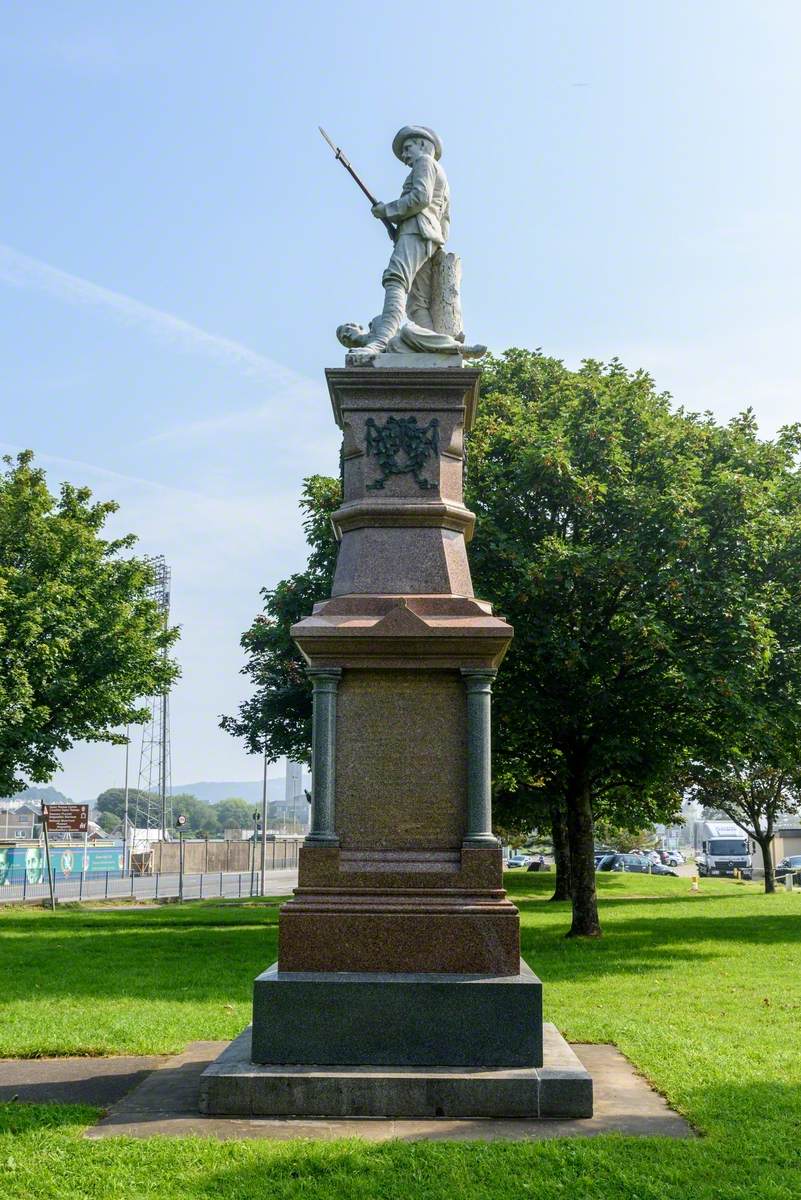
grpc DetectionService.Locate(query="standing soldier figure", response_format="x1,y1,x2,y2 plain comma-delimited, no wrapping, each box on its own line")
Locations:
324,123,485,362
344,125,451,357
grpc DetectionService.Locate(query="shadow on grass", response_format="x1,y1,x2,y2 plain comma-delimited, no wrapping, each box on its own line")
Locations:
519,907,801,985
1,882,795,1005
0,905,279,1006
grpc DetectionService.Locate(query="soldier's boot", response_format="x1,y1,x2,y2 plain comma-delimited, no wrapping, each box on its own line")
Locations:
348,283,407,359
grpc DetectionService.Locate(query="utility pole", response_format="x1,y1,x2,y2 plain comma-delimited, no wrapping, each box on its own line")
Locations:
122,725,130,874
160,687,168,841
260,744,268,897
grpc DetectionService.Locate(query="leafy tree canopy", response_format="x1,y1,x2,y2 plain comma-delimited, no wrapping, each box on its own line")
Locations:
169,794,219,837
94,788,154,820
220,475,340,761
0,452,179,795
222,350,801,934
96,810,121,834
216,797,254,830
470,352,791,822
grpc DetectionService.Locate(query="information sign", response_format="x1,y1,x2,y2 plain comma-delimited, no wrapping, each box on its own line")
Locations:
41,803,89,833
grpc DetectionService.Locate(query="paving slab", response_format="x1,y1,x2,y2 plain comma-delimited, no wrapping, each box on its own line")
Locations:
82,1040,695,1141
0,1055,166,1107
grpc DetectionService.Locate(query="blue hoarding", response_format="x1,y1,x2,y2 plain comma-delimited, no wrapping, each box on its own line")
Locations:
0,842,124,885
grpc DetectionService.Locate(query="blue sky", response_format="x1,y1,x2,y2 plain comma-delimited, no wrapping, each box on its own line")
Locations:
2,1,799,800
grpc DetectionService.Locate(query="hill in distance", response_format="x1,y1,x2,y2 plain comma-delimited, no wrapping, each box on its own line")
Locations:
170,780,287,806
8,785,72,805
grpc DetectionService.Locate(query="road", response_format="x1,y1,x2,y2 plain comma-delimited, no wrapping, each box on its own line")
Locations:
0,868,299,905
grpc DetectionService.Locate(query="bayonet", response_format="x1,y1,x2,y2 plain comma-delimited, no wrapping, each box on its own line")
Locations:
318,127,397,242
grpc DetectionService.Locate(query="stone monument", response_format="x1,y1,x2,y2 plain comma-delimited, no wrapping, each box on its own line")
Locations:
200,125,592,1120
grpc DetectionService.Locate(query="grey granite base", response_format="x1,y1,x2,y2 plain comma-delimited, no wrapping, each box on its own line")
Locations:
199,1024,592,1119
251,960,542,1068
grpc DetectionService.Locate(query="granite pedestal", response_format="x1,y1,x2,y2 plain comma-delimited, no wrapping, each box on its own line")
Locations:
250,960,542,1067
200,366,593,1119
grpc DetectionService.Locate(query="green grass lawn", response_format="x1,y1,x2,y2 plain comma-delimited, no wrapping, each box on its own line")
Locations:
1,874,800,1199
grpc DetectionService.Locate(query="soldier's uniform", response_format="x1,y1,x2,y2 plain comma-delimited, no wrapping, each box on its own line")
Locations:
363,125,451,351
382,143,450,330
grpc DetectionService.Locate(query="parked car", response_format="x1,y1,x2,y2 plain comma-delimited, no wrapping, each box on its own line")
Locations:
666,850,685,867
596,853,677,876
775,855,801,884
506,854,531,869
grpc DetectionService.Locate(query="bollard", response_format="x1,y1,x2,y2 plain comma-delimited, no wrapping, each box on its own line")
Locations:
690,874,700,893
785,872,794,892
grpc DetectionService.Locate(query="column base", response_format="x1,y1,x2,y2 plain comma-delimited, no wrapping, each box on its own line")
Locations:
303,834,340,848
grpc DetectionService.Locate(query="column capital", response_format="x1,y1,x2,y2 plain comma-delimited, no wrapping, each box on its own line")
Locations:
308,667,343,688
460,668,497,691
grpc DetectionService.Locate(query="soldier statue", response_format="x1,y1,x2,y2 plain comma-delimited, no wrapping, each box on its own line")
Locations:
322,124,485,364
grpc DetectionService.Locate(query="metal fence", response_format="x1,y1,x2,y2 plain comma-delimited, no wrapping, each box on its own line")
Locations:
0,864,298,906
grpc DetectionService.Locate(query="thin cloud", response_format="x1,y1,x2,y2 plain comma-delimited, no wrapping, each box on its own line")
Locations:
0,242,309,390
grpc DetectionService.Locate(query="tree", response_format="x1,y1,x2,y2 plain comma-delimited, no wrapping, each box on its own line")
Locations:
467,352,794,936
94,788,154,821
0,452,179,795
96,810,121,835
692,764,801,893
687,415,801,893
220,476,340,761
170,794,219,838
593,821,658,853
216,797,253,831
223,352,801,939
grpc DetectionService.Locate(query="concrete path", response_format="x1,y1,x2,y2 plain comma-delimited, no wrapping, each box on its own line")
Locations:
0,1055,166,1107
2,1041,698,1141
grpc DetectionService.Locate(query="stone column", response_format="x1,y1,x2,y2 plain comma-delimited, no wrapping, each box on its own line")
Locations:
305,668,342,846
461,668,499,847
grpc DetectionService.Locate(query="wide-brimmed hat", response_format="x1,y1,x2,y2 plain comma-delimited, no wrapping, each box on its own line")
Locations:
392,125,442,161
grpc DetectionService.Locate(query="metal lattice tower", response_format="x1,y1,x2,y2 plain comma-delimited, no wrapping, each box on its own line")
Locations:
133,556,173,839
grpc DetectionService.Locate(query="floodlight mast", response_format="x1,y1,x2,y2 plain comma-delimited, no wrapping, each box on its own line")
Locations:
133,556,173,847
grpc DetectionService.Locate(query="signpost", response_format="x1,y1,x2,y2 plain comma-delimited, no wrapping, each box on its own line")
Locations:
40,804,89,909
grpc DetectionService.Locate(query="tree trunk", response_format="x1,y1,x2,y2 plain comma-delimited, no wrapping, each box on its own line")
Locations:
430,250,463,337
757,833,775,894
566,779,602,938
549,798,572,901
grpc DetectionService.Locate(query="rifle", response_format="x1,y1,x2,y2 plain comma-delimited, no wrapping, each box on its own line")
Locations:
318,127,397,243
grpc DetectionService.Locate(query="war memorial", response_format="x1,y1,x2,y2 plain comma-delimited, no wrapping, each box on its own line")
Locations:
199,125,592,1121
